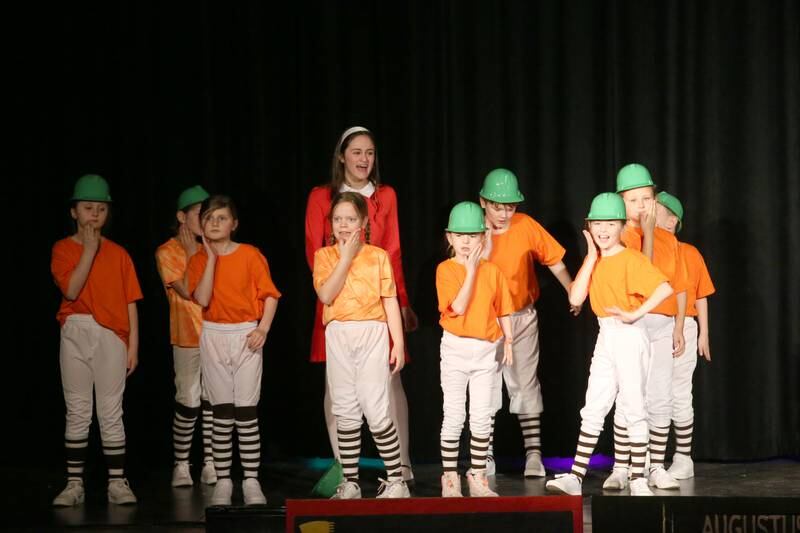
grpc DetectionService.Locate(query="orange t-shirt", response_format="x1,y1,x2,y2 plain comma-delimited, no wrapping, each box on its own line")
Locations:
155,238,203,347
588,248,669,318
187,244,281,323
436,258,515,342
488,213,566,311
622,226,687,316
679,242,715,317
51,237,143,346
313,244,396,325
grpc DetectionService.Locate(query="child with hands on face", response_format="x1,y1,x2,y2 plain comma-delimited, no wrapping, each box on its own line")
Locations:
51,175,142,507
546,193,673,497
436,202,514,498
187,195,281,506
313,192,410,499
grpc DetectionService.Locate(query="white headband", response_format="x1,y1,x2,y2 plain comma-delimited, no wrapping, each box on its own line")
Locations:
338,126,371,148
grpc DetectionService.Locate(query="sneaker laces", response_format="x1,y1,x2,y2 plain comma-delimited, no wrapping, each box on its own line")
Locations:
377,477,402,496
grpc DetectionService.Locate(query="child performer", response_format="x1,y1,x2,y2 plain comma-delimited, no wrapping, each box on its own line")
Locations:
545,193,672,497
313,192,410,499
437,201,514,497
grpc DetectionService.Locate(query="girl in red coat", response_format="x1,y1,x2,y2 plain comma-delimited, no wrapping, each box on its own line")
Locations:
305,126,417,483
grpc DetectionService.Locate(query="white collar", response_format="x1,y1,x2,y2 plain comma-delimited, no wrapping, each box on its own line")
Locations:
340,181,375,197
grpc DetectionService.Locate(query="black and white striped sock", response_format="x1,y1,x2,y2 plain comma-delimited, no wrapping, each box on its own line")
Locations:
470,434,490,471
487,416,496,458
649,426,669,470
338,426,361,482
630,441,648,479
173,402,199,463
235,406,261,479
211,404,235,480
65,434,88,482
201,400,214,464
673,418,693,457
570,429,599,481
518,414,541,455
441,438,460,472
103,439,126,480
613,422,630,469
372,423,402,481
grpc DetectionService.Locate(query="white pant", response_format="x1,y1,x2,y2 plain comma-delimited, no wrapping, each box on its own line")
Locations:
173,346,208,408
200,321,262,407
491,305,542,414
325,321,392,432
672,317,698,424
440,331,503,440
641,313,676,428
579,318,650,442
59,314,127,443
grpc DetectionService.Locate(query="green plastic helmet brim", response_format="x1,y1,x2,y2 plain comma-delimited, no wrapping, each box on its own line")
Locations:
311,460,344,498
71,174,112,202
586,192,627,221
446,201,486,233
177,185,210,211
479,168,525,203
616,163,656,193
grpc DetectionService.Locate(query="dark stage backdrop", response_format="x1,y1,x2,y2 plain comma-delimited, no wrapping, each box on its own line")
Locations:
8,1,798,470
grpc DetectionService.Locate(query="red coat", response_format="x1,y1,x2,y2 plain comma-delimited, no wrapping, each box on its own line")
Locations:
305,184,410,362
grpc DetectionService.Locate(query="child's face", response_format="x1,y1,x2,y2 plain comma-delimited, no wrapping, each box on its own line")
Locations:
622,187,655,225
447,232,484,259
202,207,238,241
331,201,365,243
71,201,109,230
178,204,203,237
339,134,375,184
655,203,678,234
589,220,623,251
480,199,518,230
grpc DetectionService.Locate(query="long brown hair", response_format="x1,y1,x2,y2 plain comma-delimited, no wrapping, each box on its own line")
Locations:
329,191,371,245
330,127,382,192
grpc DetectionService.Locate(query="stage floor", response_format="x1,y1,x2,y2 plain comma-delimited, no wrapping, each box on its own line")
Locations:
2,458,798,531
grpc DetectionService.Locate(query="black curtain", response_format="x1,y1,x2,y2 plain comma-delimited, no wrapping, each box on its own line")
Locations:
8,0,798,469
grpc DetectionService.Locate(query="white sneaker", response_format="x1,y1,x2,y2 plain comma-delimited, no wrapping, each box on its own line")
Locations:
648,466,680,489
242,478,267,505
441,472,462,497
466,470,498,497
376,478,410,498
524,451,546,477
629,477,654,496
107,478,137,505
667,453,695,480
602,467,630,490
545,473,582,496
201,461,217,485
485,456,496,476
401,465,415,483
210,478,233,506
171,461,193,487
53,480,85,507
330,481,361,499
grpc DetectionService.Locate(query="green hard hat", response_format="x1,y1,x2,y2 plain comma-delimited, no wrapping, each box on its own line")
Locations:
657,191,684,232
446,201,486,233
177,185,210,210
71,174,112,202
311,460,344,498
479,168,525,203
616,163,656,193
586,192,626,221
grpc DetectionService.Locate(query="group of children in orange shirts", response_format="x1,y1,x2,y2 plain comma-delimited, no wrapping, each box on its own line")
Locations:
50,131,714,506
